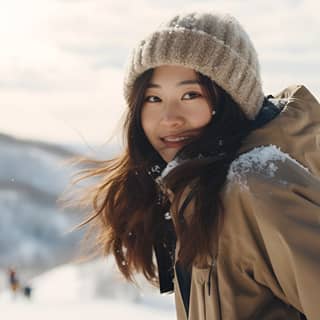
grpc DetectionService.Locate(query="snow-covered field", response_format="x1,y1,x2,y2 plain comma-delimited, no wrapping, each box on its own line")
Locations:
0,260,176,320
0,299,175,320
0,300,175,320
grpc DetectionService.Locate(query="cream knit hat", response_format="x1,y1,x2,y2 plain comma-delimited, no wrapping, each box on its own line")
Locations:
123,11,264,119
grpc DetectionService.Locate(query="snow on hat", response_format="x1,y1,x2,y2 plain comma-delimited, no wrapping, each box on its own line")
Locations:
123,11,264,119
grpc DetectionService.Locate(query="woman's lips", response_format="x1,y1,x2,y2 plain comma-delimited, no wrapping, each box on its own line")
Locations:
161,135,194,147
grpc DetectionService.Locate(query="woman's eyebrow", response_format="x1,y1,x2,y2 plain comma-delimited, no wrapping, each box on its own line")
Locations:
147,79,201,88
177,79,201,86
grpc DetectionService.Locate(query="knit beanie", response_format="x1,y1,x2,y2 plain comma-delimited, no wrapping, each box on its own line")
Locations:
123,11,265,119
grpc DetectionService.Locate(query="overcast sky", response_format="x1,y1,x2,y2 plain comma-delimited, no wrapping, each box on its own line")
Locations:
0,0,319,146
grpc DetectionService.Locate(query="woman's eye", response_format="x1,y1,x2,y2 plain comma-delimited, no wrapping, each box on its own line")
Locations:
144,95,161,103
183,92,201,100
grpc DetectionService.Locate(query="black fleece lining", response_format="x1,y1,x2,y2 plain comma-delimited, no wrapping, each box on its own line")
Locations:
250,96,284,130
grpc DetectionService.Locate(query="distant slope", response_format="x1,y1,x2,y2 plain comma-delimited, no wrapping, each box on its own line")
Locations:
0,133,77,158
0,133,91,276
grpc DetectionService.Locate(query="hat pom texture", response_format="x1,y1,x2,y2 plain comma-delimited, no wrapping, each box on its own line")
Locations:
123,12,264,119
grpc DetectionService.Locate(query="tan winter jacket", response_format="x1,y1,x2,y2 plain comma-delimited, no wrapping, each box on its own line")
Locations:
173,85,320,320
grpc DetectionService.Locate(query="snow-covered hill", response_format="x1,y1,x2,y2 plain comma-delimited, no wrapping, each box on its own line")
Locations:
0,133,115,277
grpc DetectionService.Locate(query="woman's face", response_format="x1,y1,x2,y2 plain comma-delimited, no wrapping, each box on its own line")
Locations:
141,65,213,163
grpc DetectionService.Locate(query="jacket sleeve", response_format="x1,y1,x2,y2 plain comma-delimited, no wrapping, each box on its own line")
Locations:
227,156,320,320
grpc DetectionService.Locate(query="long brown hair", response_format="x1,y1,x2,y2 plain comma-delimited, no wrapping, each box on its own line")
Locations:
75,68,251,284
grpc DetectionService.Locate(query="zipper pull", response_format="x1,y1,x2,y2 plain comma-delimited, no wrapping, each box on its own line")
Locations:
207,259,216,296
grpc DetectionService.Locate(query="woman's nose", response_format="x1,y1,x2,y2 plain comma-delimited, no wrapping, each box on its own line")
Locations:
160,101,184,127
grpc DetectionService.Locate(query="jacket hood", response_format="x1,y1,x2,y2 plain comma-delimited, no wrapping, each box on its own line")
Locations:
239,84,320,177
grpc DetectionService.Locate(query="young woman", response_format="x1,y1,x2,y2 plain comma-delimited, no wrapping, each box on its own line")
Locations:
79,11,320,320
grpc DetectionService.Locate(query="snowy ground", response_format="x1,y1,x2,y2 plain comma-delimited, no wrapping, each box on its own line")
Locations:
0,299,175,320
0,260,176,320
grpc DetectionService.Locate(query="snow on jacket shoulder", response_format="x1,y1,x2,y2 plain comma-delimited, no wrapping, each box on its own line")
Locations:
174,85,320,320
239,84,320,177
218,148,320,320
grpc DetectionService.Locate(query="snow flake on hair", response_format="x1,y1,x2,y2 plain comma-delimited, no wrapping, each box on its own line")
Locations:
164,211,172,220
148,164,162,176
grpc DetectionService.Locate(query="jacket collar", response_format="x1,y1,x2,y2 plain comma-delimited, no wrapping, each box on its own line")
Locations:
249,96,286,130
